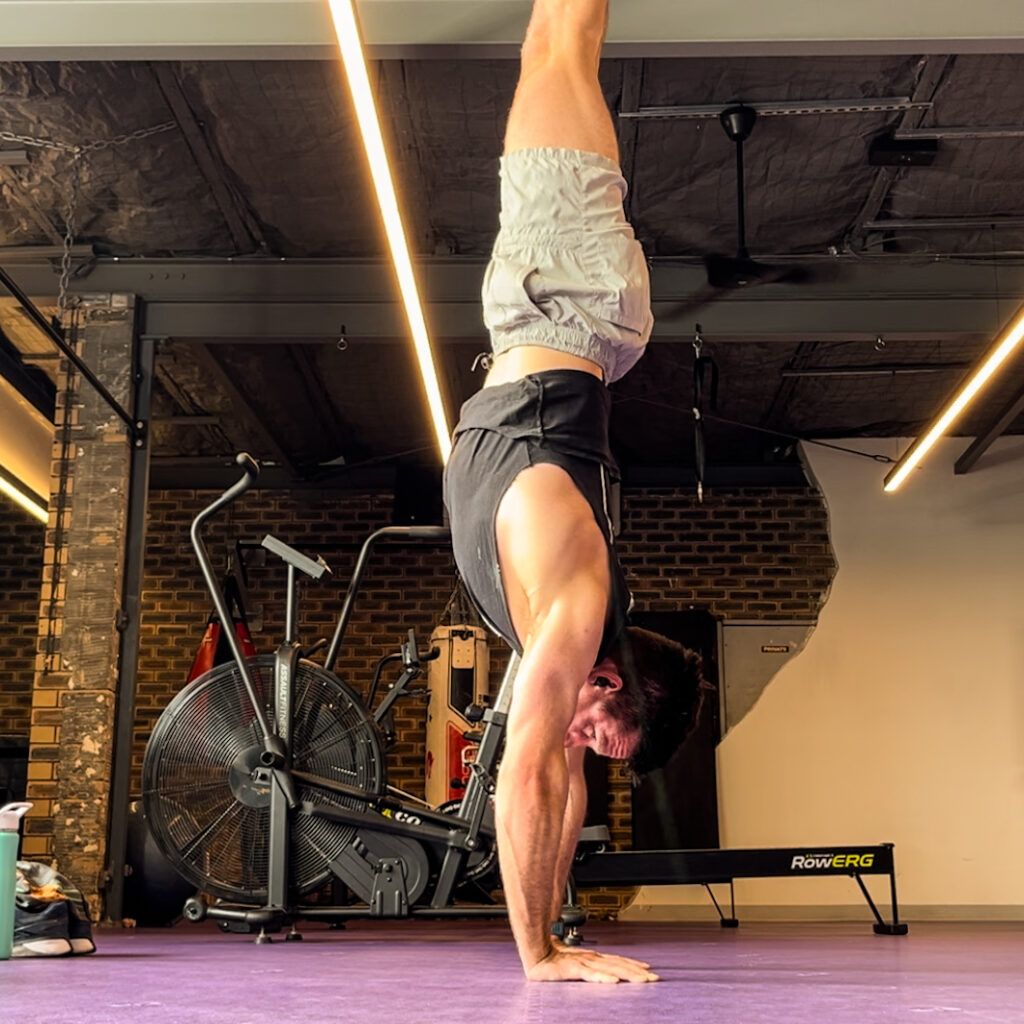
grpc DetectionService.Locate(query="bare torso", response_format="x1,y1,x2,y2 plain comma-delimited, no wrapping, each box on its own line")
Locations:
485,345,604,388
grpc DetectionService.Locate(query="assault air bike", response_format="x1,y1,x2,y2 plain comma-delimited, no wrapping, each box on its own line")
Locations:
141,453,547,939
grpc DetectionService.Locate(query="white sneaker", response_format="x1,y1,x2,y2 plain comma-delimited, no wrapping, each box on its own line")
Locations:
12,898,73,957
12,936,74,957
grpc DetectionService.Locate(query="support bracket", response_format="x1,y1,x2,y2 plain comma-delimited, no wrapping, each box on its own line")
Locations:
0,263,140,440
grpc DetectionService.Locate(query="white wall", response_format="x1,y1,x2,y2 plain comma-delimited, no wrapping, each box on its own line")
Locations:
0,376,52,501
626,435,1024,918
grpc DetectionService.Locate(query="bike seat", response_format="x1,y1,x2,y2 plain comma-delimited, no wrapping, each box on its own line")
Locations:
261,534,331,579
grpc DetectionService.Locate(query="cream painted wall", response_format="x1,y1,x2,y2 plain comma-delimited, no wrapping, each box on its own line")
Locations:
0,376,52,501
626,435,1024,917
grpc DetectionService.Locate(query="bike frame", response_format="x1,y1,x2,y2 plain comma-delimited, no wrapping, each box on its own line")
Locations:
186,454,520,930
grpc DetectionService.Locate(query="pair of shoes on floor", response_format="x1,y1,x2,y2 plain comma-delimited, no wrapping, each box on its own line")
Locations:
13,859,97,957
13,898,96,958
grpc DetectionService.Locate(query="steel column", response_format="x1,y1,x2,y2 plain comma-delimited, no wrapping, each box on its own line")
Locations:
103,323,154,923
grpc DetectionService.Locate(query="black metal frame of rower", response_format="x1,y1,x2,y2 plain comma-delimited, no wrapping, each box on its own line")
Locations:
570,844,908,935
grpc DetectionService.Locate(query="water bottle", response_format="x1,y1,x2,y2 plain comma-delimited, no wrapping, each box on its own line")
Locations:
0,802,32,961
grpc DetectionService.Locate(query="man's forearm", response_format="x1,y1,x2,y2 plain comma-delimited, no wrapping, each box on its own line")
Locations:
550,748,588,926
495,737,571,970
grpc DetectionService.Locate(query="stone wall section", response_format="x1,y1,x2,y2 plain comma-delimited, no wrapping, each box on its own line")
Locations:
22,304,135,925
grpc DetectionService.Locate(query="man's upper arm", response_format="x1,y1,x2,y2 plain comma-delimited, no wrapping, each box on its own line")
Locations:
496,462,611,665
495,462,613,743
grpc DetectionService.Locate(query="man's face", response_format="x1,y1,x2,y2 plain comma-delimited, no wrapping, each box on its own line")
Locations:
564,658,642,760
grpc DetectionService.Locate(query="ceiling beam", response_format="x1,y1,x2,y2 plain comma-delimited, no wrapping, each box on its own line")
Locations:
136,296,1010,341
764,339,820,432
617,61,644,228
0,169,65,246
863,217,1024,232
150,65,269,255
954,373,1024,474
10,255,1024,303
847,55,955,251
285,345,363,461
1,1,1024,60
7,256,1024,342
188,343,303,478
153,359,234,456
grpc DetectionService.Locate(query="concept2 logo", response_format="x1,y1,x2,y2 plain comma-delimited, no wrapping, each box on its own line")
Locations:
790,852,875,870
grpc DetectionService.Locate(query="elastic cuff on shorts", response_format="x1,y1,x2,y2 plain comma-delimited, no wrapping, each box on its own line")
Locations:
501,147,623,175
490,327,614,377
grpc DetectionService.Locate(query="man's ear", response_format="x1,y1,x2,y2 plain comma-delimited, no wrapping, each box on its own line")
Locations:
591,664,624,692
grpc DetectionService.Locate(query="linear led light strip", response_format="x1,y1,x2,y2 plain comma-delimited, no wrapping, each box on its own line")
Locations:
883,304,1024,492
325,0,452,464
0,464,48,523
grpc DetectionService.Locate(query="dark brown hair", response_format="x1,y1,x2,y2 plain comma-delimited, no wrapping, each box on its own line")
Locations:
605,626,712,777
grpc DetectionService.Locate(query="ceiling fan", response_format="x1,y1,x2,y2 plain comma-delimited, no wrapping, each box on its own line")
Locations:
668,105,832,318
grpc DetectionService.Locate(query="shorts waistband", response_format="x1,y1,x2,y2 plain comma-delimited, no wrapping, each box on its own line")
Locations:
453,371,616,468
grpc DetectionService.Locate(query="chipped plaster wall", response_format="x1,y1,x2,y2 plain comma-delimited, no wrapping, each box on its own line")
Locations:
626,436,1024,919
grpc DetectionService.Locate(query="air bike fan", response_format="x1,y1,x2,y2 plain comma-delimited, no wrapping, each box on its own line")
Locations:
143,656,386,902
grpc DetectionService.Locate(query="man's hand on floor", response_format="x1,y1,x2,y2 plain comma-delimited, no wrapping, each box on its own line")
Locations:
527,946,659,983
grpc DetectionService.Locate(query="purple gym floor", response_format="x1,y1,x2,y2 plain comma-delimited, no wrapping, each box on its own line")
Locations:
3,919,1023,1024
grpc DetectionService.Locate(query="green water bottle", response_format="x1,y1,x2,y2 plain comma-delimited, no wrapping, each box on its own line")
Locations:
0,802,32,961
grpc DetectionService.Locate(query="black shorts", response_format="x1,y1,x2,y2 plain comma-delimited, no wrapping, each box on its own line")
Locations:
442,369,630,660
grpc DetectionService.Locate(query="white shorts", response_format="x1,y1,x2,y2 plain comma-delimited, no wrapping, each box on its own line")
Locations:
482,147,654,383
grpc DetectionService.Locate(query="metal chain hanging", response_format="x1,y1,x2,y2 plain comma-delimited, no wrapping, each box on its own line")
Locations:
42,306,81,674
440,574,484,628
0,120,177,155
0,120,177,322
57,154,84,318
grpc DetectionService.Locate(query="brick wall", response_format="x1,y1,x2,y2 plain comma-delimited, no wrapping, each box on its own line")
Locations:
133,483,834,917
620,488,833,615
0,506,44,738
135,488,456,801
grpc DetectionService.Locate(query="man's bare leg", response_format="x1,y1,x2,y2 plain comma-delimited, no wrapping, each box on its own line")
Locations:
489,0,656,983
504,0,619,162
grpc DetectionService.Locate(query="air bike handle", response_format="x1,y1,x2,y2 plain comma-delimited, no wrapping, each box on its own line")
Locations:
192,452,260,533
391,526,451,542
189,453,281,752
190,452,261,623
323,525,452,673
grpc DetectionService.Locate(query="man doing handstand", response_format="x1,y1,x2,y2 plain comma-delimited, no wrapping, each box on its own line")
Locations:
443,0,706,983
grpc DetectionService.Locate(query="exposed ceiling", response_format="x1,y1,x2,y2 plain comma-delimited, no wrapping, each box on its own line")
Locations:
3,14,1024,500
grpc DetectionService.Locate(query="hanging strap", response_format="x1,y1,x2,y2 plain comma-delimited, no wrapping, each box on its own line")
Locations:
691,329,719,503
441,573,485,629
